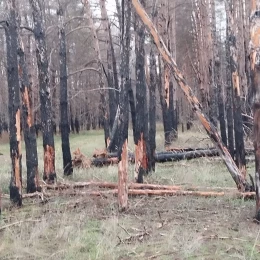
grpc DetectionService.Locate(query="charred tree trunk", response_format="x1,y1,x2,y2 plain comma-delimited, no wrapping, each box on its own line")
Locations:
29,0,56,183
131,0,251,192
134,2,150,183
225,2,235,159
149,48,156,171
5,0,22,205
251,0,260,221
58,7,73,176
117,0,131,211
227,2,246,178
18,39,40,193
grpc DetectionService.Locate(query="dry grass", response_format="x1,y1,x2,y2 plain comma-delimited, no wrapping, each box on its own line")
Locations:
0,124,260,259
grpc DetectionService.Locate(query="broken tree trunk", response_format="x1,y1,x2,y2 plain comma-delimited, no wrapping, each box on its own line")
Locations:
131,0,251,192
29,0,56,183
5,0,22,205
18,37,40,193
251,0,260,221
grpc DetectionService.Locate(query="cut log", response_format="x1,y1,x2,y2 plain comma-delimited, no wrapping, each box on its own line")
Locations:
131,0,251,192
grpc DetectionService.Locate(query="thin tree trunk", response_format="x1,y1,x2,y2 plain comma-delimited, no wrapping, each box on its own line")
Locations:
58,7,73,176
5,0,22,205
251,0,260,221
29,0,56,183
149,48,156,171
84,0,110,147
117,0,131,211
18,38,40,193
131,0,251,192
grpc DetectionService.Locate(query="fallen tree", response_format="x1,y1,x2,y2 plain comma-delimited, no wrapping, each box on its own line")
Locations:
4,189,255,200
131,0,251,192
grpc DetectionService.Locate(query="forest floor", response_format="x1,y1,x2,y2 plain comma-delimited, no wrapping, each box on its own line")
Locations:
0,124,260,260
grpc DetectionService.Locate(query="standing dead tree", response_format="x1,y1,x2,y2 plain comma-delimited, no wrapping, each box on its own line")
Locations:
58,5,73,176
251,0,260,221
29,0,56,183
5,0,22,205
131,0,251,192
18,38,40,193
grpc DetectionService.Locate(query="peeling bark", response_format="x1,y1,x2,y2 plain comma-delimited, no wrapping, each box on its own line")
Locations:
29,0,56,183
131,0,251,192
5,0,22,205
18,38,40,193
118,140,128,211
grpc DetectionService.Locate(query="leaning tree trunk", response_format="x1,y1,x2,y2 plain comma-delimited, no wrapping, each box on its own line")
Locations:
134,3,150,183
58,8,73,176
5,0,22,205
84,0,110,148
117,0,131,211
251,0,260,221
18,38,40,193
29,0,56,183
131,0,251,192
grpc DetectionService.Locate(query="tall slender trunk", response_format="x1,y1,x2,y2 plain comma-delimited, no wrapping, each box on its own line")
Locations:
5,0,22,205
29,0,56,183
58,8,73,176
225,2,235,159
84,0,110,147
149,48,156,171
227,2,246,178
134,1,150,183
251,0,260,220
18,38,40,193
117,0,131,211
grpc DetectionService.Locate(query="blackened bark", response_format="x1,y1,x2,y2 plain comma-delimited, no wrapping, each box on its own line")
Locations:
149,48,156,171
18,39,40,193
75,115,80,134
117,0,131,163
59,9,73,176
134,1,150,183
225,6,235,159
128,79,136,136
5,0,22,205
227,3,246,177
216,60,227,146
29,0,56,183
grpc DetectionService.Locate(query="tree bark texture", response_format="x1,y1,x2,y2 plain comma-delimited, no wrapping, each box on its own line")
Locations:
58,8,73,176
5,0,22,205
131,0,251,192
251,0,260,220
18,38,40,193
134,2,150,183
29,0,56,183
226,2,246,178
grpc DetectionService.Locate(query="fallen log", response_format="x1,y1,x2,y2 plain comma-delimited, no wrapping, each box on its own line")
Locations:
9,190,255,200
42,181,183,191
